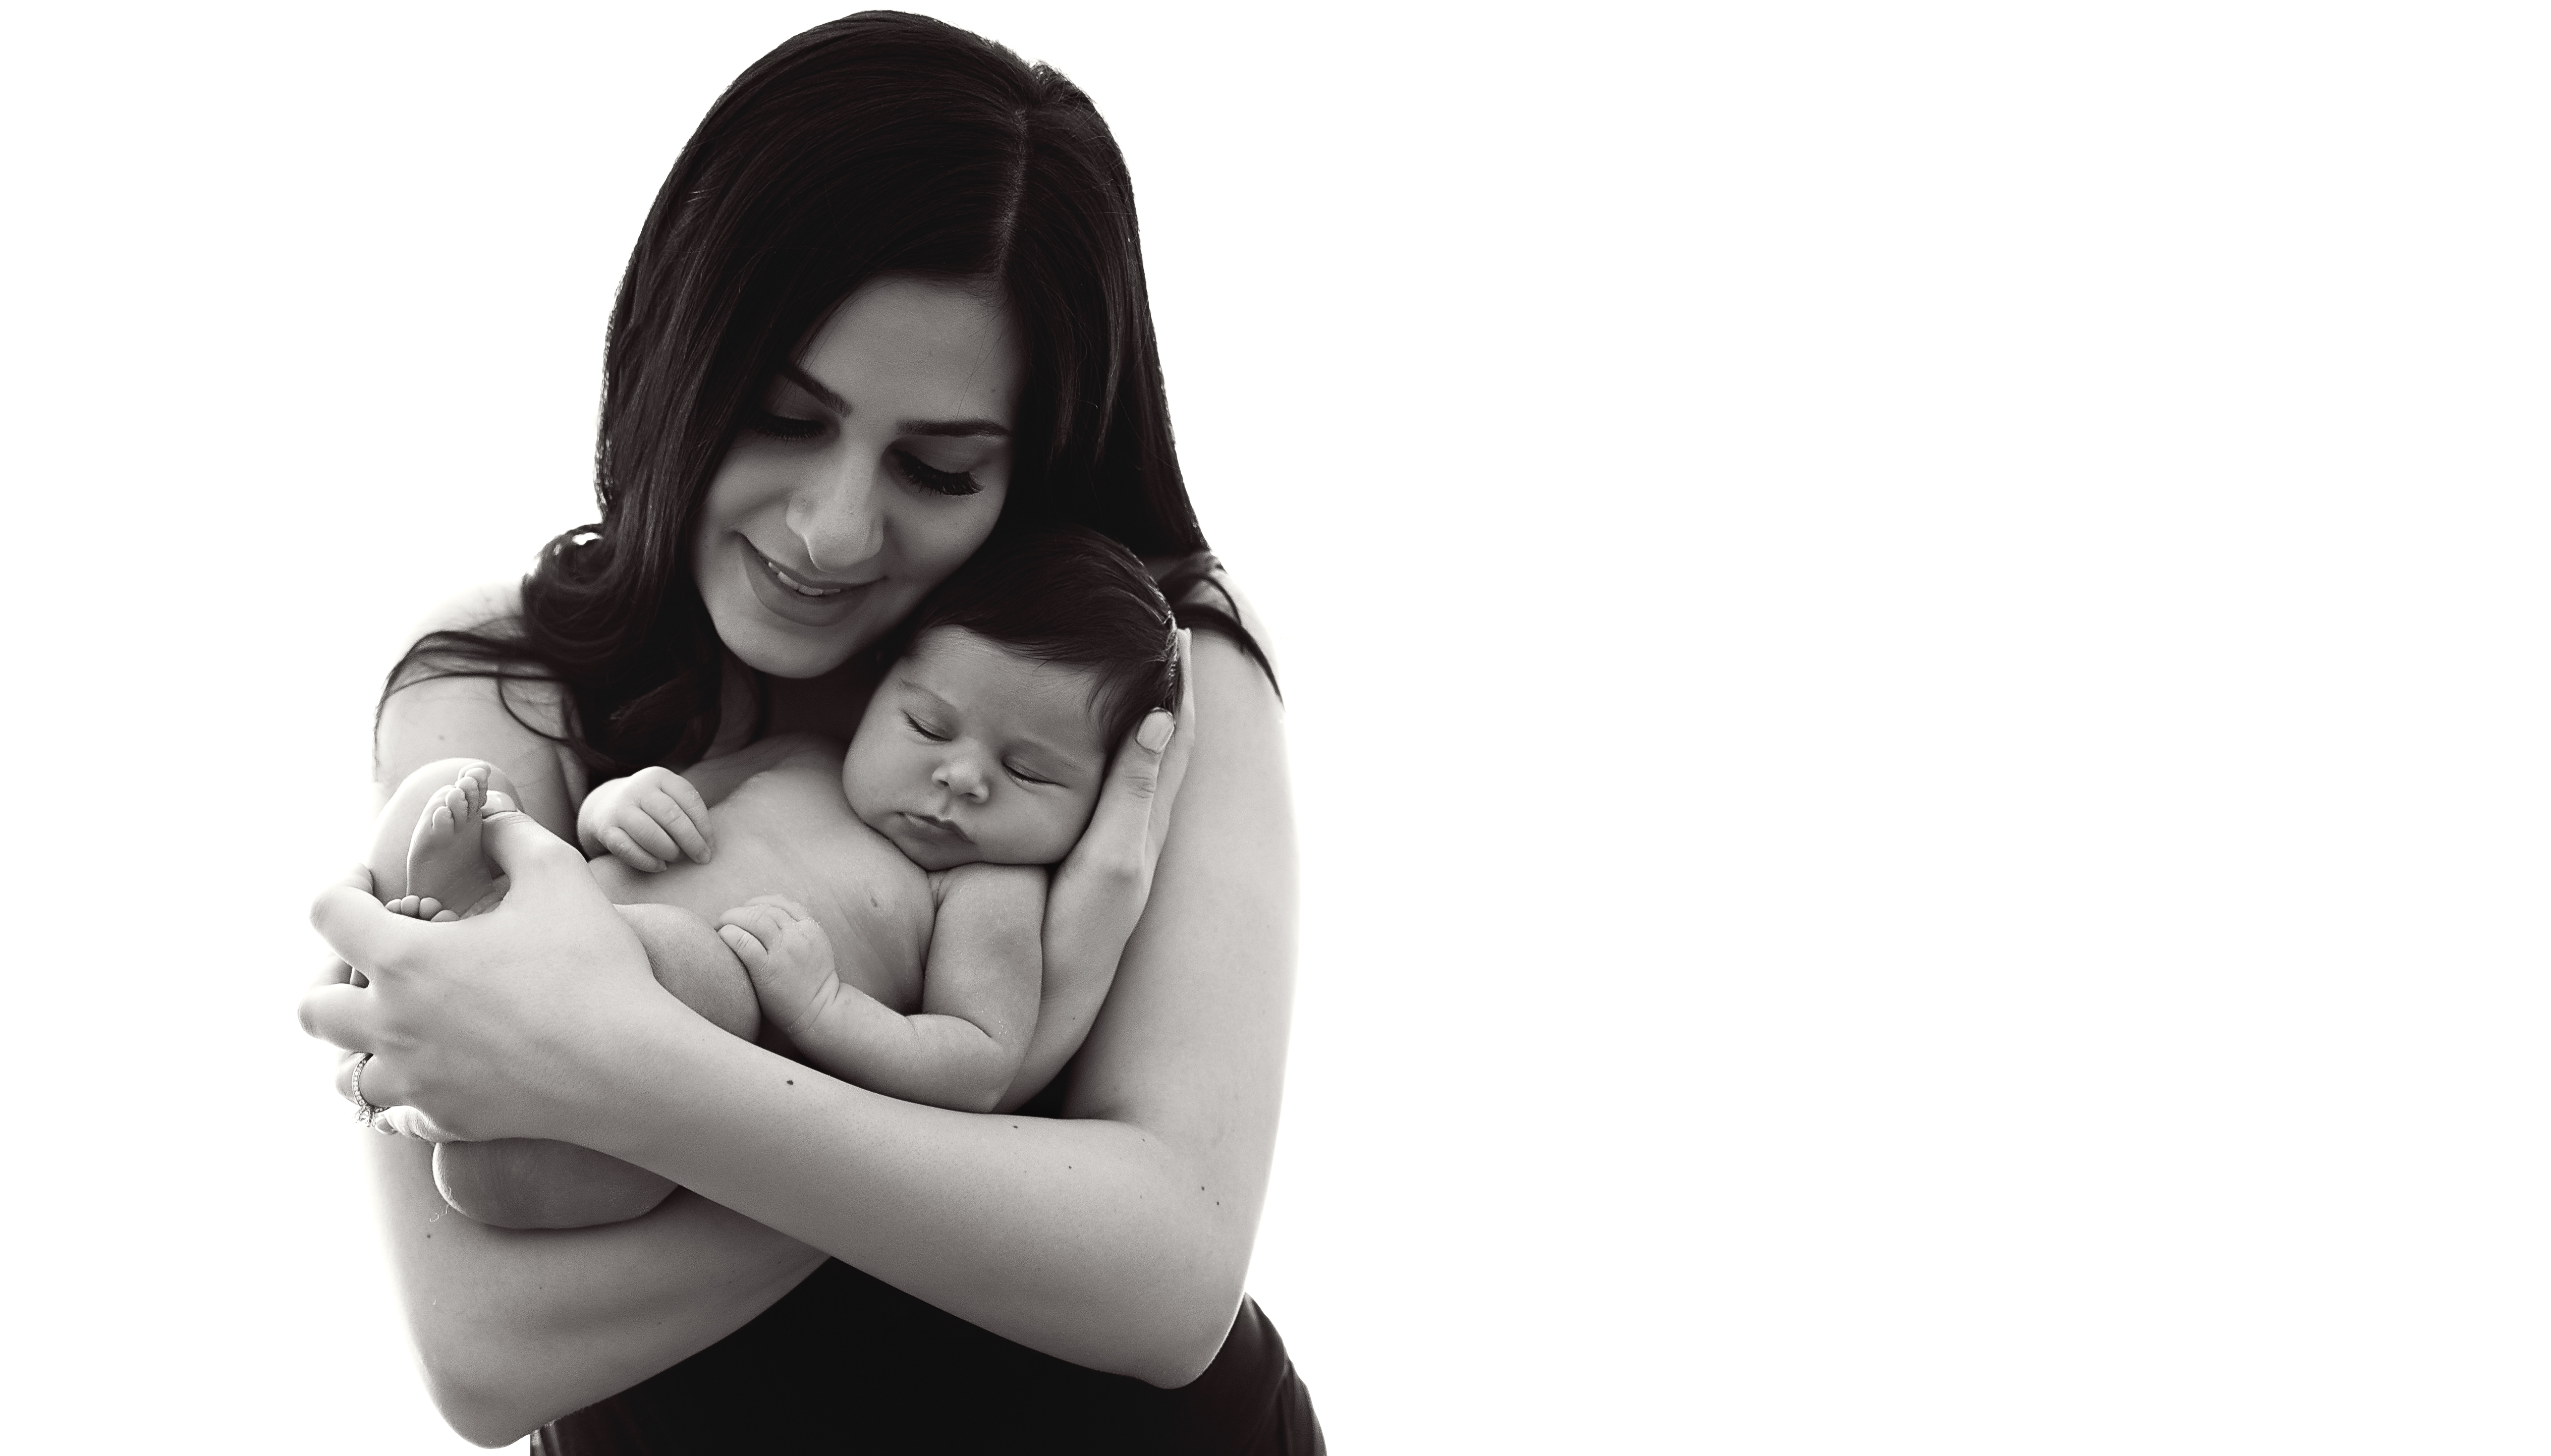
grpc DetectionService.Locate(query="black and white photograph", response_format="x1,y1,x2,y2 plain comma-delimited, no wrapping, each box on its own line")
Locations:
3,3,2543,1450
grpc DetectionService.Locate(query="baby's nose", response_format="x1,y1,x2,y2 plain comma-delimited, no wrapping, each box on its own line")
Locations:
933,757,989,802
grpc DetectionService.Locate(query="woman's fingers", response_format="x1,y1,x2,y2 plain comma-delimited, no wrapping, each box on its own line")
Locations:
1151,628,1198,856
476,808,595,887
309,867,425,978
298,979,380,1053
332,1048,367,1104
370,1104,459,1143
1070,628,1197,884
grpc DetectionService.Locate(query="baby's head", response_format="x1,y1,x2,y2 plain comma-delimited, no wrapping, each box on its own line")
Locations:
844,526,1179,871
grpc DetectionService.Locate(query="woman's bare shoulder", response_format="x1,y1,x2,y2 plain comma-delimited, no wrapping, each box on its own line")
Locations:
410,579,526,639
375,579,587,827
1143,553,1280,681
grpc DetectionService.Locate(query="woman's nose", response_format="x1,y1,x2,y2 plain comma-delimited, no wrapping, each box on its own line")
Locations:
933,755,989,802
785,457,887,573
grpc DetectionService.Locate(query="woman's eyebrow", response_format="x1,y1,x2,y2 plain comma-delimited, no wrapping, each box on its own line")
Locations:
775,364,1008,438
898,419,1011,439
778,363,849,414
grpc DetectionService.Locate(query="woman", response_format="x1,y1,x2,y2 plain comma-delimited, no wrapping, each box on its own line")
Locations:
300,14,1315,1451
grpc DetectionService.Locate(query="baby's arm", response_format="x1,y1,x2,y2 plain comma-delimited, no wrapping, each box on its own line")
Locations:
717,865,1044,1114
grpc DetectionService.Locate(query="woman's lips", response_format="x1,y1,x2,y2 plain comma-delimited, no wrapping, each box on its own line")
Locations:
738,537,879,626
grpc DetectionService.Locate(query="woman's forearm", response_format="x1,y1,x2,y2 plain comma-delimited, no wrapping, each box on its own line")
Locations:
364,1134,825,1444
575,1010,1258,1386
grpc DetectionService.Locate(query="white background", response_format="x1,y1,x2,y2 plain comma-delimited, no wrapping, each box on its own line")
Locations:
2,3,2544,1450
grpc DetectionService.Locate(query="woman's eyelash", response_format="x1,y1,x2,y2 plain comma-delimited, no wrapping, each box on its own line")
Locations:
739,420,980,497
893,450,982,497
747,410,825,440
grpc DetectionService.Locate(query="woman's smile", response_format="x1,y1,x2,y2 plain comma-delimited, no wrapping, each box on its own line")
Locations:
733,534,881,627
691,275,1023,680
750,539,871,596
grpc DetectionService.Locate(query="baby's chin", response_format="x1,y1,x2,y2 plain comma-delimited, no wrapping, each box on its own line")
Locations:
858,811,977,871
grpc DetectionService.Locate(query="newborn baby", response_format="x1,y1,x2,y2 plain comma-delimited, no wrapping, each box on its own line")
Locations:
387,527,1181,1227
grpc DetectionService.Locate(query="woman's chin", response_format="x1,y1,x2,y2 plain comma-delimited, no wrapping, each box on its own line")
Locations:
716,614,865,680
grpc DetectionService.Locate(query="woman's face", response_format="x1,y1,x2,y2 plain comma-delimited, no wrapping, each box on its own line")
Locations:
693,275,1025,679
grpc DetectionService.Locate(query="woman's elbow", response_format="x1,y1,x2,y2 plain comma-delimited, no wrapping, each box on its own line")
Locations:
424,1373,542,1449
417,1337,555,1447
1125,1267,1251,1389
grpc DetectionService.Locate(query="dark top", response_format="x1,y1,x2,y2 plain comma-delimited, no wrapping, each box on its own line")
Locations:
534,1264,1321,1455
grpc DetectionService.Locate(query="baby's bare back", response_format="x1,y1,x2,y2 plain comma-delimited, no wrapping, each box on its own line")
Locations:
586,737,935,1014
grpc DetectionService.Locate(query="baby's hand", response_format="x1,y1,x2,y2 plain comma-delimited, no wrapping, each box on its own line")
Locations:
718,895,839,1037
576,766,715,872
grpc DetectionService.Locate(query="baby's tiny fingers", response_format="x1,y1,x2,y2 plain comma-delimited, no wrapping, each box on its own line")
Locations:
619,812,683,865
642,792,713,864
661,778,715,858
743,893,813,922
599,826,668,873
717,903,790,941
717,923,767,961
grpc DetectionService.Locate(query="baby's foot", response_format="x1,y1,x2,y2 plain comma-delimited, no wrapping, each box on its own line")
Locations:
406,764,509,919
384,893,459,923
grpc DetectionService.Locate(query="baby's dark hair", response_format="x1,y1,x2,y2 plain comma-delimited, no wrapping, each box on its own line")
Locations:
893,525,1181,752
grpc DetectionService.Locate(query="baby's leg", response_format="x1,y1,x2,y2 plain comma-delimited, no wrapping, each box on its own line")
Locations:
430,903,759,1229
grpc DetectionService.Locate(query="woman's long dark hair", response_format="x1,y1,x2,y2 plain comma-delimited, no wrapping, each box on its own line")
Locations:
388,11,1268,777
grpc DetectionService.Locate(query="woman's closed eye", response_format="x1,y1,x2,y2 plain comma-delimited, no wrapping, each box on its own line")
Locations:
892,449,982,497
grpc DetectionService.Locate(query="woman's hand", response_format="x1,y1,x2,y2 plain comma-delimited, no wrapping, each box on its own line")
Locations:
1002,630,1196,1106
300,808,673,1145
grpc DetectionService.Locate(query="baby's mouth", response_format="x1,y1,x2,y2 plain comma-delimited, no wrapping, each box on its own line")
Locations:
899,811,972,844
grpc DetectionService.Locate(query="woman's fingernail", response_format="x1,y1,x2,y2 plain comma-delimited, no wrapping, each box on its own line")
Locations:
1137,710,1175,752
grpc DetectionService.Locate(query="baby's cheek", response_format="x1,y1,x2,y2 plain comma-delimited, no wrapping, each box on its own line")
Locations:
839,751,891,834
1051,789,1105,860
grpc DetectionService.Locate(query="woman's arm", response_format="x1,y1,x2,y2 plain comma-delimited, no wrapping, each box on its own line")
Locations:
361,1132,824,1445
312,630,1295,1433
344,590,833,1441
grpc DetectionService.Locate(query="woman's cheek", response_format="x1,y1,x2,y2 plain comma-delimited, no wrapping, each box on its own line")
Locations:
927,480,1008,572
